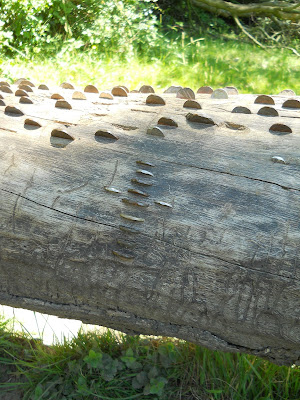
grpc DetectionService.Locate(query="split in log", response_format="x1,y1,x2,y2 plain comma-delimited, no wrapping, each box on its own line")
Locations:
0,82,299,366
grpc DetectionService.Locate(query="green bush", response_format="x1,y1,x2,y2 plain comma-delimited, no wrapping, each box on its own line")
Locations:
0,0,160,58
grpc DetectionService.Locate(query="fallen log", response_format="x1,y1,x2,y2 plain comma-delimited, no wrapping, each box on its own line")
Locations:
0,81,299,366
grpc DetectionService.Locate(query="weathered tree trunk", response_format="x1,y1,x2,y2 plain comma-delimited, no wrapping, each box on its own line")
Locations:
0,81,299,366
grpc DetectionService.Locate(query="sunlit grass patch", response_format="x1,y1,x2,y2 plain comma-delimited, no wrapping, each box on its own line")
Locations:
0,37,299,94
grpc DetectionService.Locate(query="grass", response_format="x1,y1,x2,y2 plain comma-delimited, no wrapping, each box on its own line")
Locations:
0,315,299,400
0,36,299,95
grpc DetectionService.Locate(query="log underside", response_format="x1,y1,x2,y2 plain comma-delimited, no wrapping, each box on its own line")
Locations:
0,81,299,366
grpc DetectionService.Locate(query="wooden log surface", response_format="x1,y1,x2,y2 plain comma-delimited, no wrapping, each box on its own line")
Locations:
0,80,299,365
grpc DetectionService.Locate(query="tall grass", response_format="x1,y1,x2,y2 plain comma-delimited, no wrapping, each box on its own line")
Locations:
0,315,299,400
1,36,299,94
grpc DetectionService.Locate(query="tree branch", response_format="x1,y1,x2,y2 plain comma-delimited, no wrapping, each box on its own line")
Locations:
233,16,266,48
190,0,300,21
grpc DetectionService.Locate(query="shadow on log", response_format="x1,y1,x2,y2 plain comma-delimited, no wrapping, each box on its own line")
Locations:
0,81,299,366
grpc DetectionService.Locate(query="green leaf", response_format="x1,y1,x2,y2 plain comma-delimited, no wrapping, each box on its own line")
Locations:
121,348,141,370
34,383,43,399
77,375,88,394
148,366,159,379
149,377,168,396
132,371,148,389
100,354,119,381
83,349,103,369
125,348,134,357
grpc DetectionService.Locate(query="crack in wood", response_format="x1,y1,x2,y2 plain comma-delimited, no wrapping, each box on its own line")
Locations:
1,186,298,282
78,144,299,193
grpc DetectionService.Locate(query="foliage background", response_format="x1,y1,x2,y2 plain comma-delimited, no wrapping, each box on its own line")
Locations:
0,0,160,57
1,0,299,58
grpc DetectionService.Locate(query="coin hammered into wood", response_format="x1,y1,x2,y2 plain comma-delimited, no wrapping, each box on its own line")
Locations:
269,123,292,134
104,187,121,194
99,91,114,100
211,88,228,99
95,130,118,140
186,113,216,125
128,188,149,197
5,105,24,116
15,89,29,97
136,160,155,167
131,178,153,187
164,85,182,94
147,126,165,136
224,86,239,95
55,100,72,109
146,94,166,105
279,89,295,96
112,86,128,97
60,82,75,89
282,99,300,109
24,119,42,128
254,95,275,105
51,128,75,140
84,85,99,93
136,169,154,177
197,86,213,94
120,86,129,93
176,87,195,100
257,106,279,117
157,117,178,127
0,86,13,94
19,84,33,92
271,156,287,164
183,100,202,109
139,85,155,93
38,84,49,90
17,79,34,87
120,213,145,222
51,93,64,100
20,96,33,104
72,91,87,100
232,106,251,114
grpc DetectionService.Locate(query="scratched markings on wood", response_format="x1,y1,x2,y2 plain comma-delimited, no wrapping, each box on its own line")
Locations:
0,79,299,366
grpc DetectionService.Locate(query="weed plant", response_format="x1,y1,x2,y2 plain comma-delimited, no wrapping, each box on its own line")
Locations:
0,316,299,400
